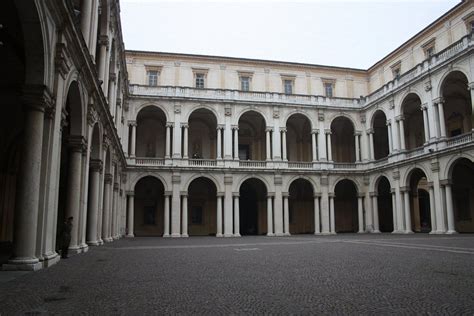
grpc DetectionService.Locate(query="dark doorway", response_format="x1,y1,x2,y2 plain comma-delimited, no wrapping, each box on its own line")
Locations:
334,180,358,232
377,177,393,232
239,178,267,235
418,189,431,233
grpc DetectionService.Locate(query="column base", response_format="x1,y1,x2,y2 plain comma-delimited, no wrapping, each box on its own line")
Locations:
87,240,101,246
68,245,82,254
371,230,381,234
103,237,113,242
41,252,60,268
445,230,458,234
163,234,171,238
404,230,414,234
181,234,189,238
171,233,181,238
274,232,285,237
125,234,134,238
112,235,120,240
391,230,405,234
3,257,42,271
80,244,89,253
320,232,333,235
284,233,291,236
314,232,322,235
266,233,275,237
224,233,234,237
216,233,223,237
233,233,241,237
357,231,365,233
98,239,104,245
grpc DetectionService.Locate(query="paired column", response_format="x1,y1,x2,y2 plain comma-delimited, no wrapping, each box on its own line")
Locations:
402,187,412,233
181,192,188,237
87,160,102,245
126,192,134,237
421,105,430,143
129,121,137,157
182,123,189,159
267,194,274,236
325,130,333,161
163,192,171,237
370,192,380,233
281,128,287,161
233,126,239,159
216,193,223,237
354,132,361,162
233,193,240,237
397,116,406,151
357,194,364,233
311,130,318,161
266,127,273,161
217,125,224,159
283,193,290,236
443,181,456,234
165,122,172,159
314,193,321,234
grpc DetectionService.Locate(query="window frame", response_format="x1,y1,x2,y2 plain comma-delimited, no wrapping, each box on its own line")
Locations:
422,38,436,59
280,74,296,95
192,68,209,89
238,71,253,92
145,65,162,86
321,78,336,98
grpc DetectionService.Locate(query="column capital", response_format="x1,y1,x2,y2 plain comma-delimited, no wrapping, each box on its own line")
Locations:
325,129,332,135
354,131,362,136
231,125,239,131
217,192,225,197
433,97,445,105
400,186,410,193
420,103,428,111
22,84,54,112
468,82,474,90
267,192,275,198
266,127,274,133
98,35,109,47
279,127,287,133
164,191,173,197
113,183,119,191
357,193,365,198
395,115,405,122
126,191,135,196
328,192,335,198
282,192,289,198
180,191,188,197
217,124,225,130
369,191,377,197
232,192,240,197
67,135,87,153
109,73,117,82
181,122,189,128
440,179,452,186
90,159,103,172
128,120,137,127
314,192,322,198
166,122,174,128
104,173,113,184
386,119,392,126
390,188,396,194
311,129,319,135
366,128,374,134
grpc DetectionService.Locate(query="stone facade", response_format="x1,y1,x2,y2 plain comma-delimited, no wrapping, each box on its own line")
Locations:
0,0,474,271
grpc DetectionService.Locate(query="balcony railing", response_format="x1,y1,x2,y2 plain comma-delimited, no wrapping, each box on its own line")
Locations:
333,162,357,169
446,131,473,147
188,159,217,167
239,160,267,168
405,147,425,158
288,161,313,169
135,158,165,166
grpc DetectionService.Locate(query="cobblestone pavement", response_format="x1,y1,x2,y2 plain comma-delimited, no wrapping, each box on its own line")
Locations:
1,234,473,315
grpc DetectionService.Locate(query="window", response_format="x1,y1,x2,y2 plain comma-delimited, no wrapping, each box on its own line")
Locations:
392,67,401,79
422,38,436,59
463,12,474,33
195,73,205,89
470,21,474,33
241,76,250,91
147,70,158,86
425,46,435,58
324,82,334,97
284,79,293,94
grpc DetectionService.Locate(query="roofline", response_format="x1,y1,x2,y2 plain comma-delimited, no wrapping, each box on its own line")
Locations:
367,0,467,71
125,50,367,73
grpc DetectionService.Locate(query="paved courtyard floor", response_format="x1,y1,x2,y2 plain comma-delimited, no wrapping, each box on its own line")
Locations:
0,234,473,315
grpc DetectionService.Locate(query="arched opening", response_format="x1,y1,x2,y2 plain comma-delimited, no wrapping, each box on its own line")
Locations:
372,111,389,159
187,177,217,235
238,111,266,160
289,179,314,234
331,117,355,163
134,176,165,236
408,169,432,233
402,94,425,150
239,178,267,235
441,71,473,137
188,109,218,159
86,124,101,245
334,179,358,232
451,158,474,232
376,177,393,232
136,106,166,158
286,114,312,162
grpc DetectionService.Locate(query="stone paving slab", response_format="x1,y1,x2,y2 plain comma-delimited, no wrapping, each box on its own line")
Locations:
0,234,473,315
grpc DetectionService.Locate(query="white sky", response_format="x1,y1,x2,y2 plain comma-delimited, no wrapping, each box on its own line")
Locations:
120,0,461,69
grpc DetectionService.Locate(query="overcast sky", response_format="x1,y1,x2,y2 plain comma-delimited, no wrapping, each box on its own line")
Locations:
120,0,460,69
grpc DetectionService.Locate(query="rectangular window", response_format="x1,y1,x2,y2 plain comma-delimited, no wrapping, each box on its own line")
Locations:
195,73,205,89
425,46,435,57
241,76,250,91
284,79,293,94
392,67,401,79
147,71,158,86
324,82,333,97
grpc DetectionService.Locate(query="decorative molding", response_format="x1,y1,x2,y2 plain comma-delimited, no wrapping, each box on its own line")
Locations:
55,43,71,79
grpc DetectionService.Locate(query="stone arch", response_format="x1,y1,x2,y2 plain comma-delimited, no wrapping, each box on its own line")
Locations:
133,175,165,237
236,174,272,193
286,113,313,162
405,167,433,233
238,110,268,160
288,178,315,234
401,92,425,149
62,77,87,137
130,173,170,192
436,66,472,99
403,164,431,188
136,105,167,158
371,173,393,193
334,178,359,233
444,153,474,180
370,108,388,127
285,175,319,193
284,111,315,130
184,174,222,193
185,105,220,124
397,88,425,116
239,177,269,235
235,108,269,126
371,110,390,159
188,108,219,159
328,113,357,130
135,103,170,122
186,177,218,236
331,176,361,194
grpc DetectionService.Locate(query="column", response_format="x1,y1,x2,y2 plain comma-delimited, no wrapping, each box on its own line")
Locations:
421,105,430,143
182,124,189,159
391,119,399,151
329,193,335,234
320,189,330,234
233,126,239,160
171,182,181,238
283,193,290,236
108,74,116,116
224,182,233,237
112,183,119,239
126,192,134,237
368,129,375,160
355,132,361,162
311,130,318,161
444,182,456,234
357,194,364,233
428,184,437,233
437,99,447,138
97,35,109,85
65,137,85,250
398,116,406,150
314,194,321,234
86,160,102,245
403,189,412,233
80,0,93,44
395,186,404,233
7,89,50,270
281,128,287,161
216,194,223,237
266,127,272,161
386,120,393,153
318,121,327,161
165,122,172,159
267,195,274,236
102,174,112,241
217,126,223,159
326,130,332,161
163,193,171,237
371,193,380,233
391,190,398,233
181,193,188,237
469,83,474,128
233,194,240,237
129,121,137,157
